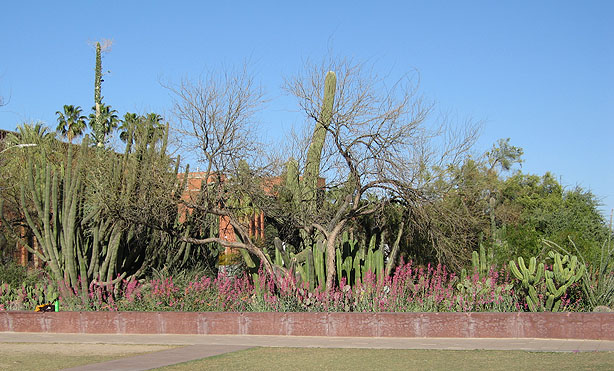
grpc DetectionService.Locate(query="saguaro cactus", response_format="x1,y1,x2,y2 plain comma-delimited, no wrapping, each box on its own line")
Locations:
302,71,336,212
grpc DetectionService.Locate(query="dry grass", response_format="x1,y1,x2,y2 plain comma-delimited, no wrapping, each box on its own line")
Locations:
0,343,174,371
157,347,614,371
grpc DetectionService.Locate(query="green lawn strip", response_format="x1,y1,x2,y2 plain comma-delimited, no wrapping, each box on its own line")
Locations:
154,347,614,371
0,342,177,371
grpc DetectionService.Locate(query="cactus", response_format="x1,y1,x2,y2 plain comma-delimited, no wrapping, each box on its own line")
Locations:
10,117,186,298
509,255,544,312
542,251,585,311
264,232,388,290
509,251,584,312
279,71,353,291
474,243,489,276
302,71,336,213
17,138,93,299
312,240,326,287
92,42,104,147
361,235,382,281
462,244,495,279
283,157,301,212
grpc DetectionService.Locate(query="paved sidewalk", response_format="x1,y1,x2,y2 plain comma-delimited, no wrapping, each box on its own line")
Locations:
3,332,614,352
2,332,614,370
60,344,252,371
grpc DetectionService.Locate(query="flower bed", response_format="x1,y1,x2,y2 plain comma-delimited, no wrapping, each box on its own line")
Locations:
0,260,585,313
2,261,533,312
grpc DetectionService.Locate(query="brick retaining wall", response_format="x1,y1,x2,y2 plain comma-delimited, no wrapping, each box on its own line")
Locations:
1,312,612,340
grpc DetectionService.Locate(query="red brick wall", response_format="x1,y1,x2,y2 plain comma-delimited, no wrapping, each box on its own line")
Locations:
1,312,612,340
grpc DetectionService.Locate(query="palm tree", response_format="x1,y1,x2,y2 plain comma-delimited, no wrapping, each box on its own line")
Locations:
56,105,87,143
144,113,165,141
119,112,166,146
5,122,55,146
119,112,139,144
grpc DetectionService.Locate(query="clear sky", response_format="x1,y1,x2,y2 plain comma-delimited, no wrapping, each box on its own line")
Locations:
1,1,612,217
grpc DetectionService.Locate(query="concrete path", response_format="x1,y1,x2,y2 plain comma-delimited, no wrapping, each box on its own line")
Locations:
2,332,614,370
59,344,252,371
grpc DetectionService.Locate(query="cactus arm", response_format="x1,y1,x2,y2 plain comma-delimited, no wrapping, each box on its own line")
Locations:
545,295,554,311
336,246,343,284
353,253,362,285
509,260,523,280
375,249,384,281
546,278,558,296
527,296,538,312
534,263,544,283
528,286,538,305
528,257,536,275
479,244,487,275
471,250,479,273
303,71,336,212
552,299,561,312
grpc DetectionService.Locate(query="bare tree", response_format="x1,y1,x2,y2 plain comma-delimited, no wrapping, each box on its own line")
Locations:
165,60,478,287
164,67,279,276
285,58,479,290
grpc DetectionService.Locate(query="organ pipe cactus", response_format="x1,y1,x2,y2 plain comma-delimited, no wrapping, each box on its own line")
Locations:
265,232,387,290
3,119,186,299
15,138,93,299
462,244,494,279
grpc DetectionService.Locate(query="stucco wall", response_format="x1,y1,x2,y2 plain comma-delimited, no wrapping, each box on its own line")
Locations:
1,312,612,339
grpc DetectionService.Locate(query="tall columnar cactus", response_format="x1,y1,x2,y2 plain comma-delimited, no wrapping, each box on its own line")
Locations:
462,244,495,279
362,234,385,282
263,232,388,290
313,240,326,287
302,71,336,212
280,71,337,290
336,231,359,285
93,42,104,147
17,138,93,299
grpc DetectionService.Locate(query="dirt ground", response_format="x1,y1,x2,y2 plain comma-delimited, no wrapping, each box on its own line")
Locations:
0,342,177,370
0,342,174,355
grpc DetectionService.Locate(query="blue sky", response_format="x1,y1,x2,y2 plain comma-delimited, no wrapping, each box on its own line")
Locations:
1,1,612,216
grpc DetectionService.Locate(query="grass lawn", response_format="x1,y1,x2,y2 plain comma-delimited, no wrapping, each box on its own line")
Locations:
156,347,614,371
0,343,175,371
